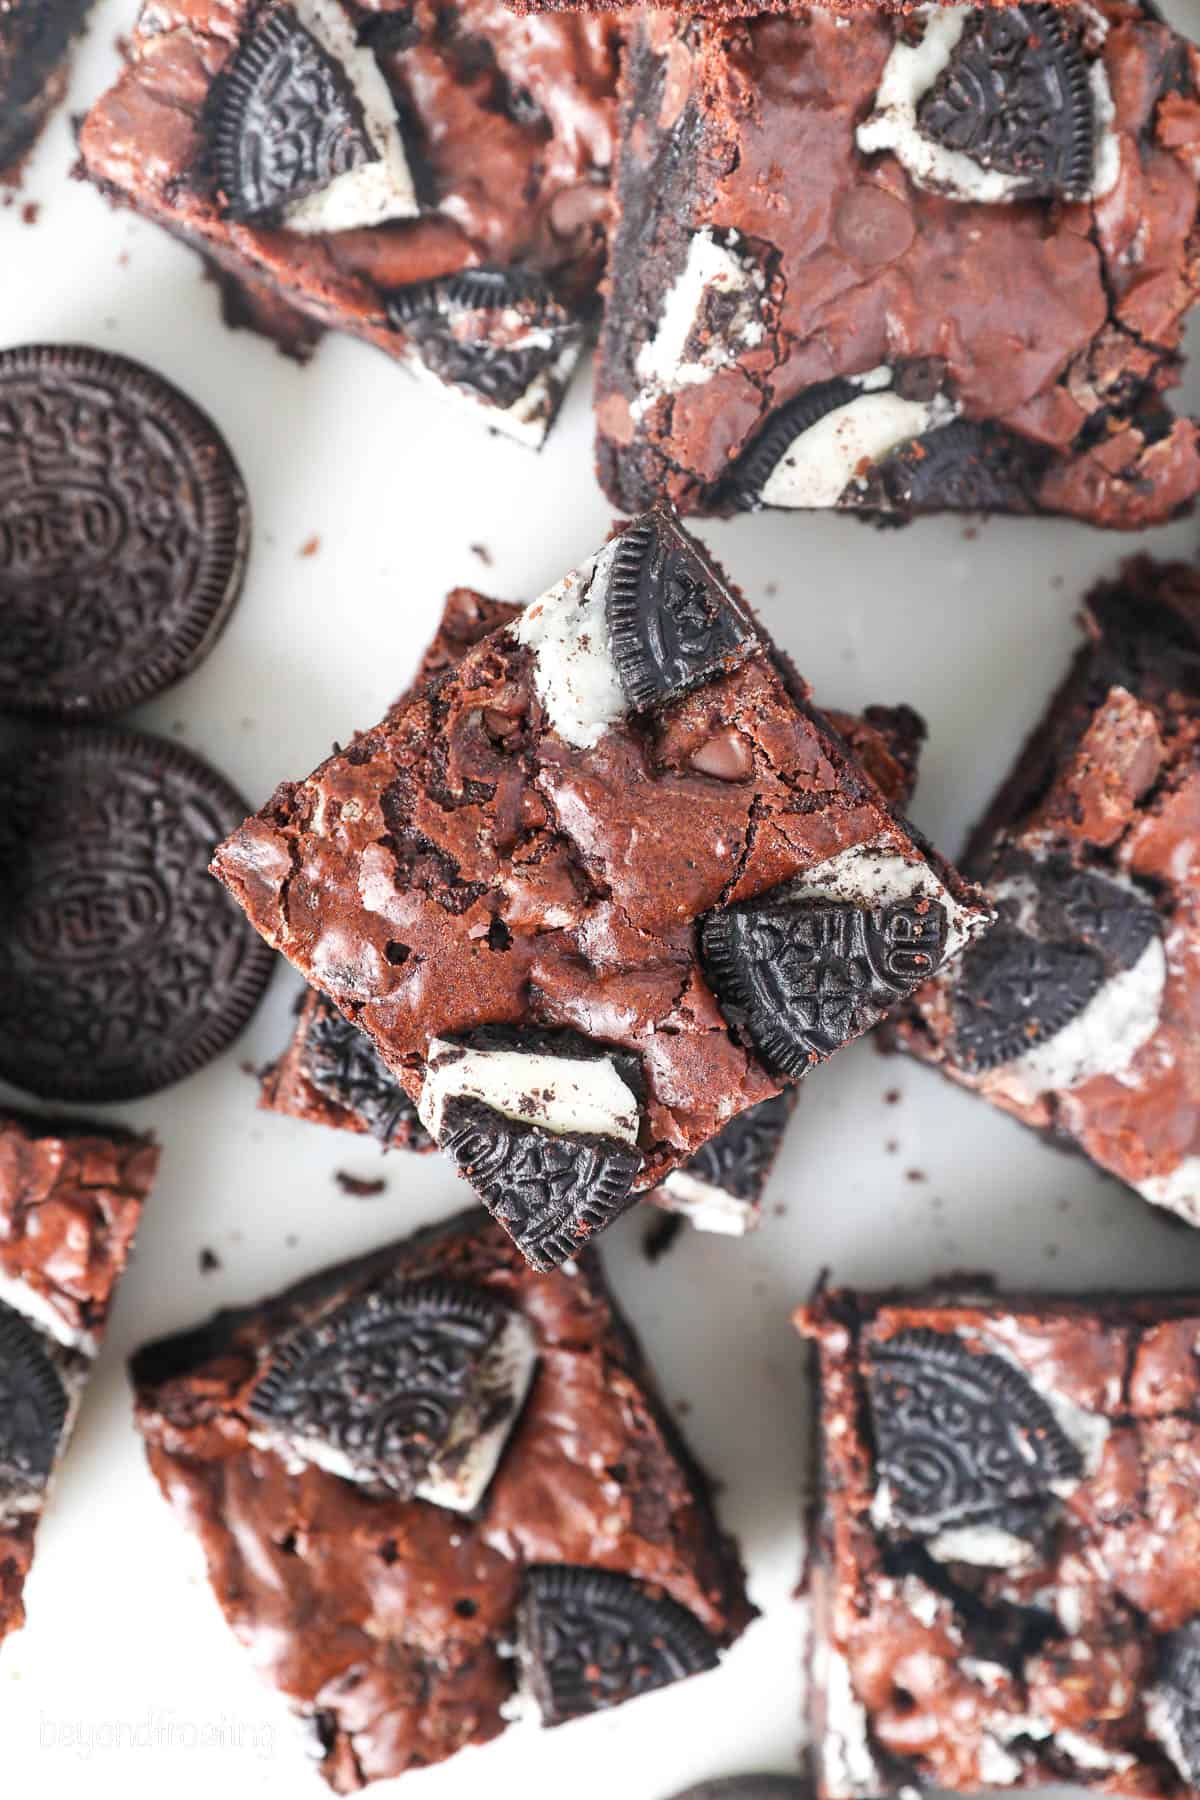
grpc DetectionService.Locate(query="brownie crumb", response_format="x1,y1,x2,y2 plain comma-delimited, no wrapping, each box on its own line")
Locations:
335,1171,387,1198
199,1248,221,1274
20,203,39,226
905,1168,927,1184
885,1138,899,1154
469,543,493,567
642,1212,684,1262
299,535,321,559
883,1088,901,1105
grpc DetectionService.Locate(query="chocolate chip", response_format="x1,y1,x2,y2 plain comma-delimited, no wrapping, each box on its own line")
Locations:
305,996,431,1148
953,927,1105,1072
867,1328,1082,1534
0,728,275,1103
249,1279,511,1495
605,511,756,710
517,1566,719,1724
0,346,249,719
683,1092,796,1202
386,269,579,412
722,378,861,511
210,5,376,221
917,5,1095,201
0,1302,68,1494
856,420,1044,516
700,892,949,1077
439,1096,643,1272
689,728,754,781
1155,1621,1200,1784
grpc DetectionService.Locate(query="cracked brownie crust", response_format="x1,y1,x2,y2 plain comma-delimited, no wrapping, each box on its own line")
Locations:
799,1282,1200,1799
597,4,1200,527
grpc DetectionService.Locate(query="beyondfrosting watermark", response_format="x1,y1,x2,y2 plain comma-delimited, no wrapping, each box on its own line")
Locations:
38,1708,276,1760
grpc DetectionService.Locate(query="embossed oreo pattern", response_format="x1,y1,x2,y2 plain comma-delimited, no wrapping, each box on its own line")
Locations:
250,1280,505,1493
212,6,375,221
518,1565,719,1724
856,420,1041,516
606,513,756,710
867,1328,1082,1534
439,1096,642,1272
386,270,579,412
0,346,249,718
304,995,431,1149
0,729,275,1102
0,1301,68,1496
918,5,1095,201
684,1093,795,1202
701,893,948,1076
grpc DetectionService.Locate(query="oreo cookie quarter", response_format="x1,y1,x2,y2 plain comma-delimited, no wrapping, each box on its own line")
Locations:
0,346,250,719
0,728,275,1102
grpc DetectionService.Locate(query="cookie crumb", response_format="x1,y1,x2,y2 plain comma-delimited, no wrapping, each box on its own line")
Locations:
905,1168,927,1184
198,1247,221,1274
884,1088,901,1105
20,202,38,226
299,534,321,558
469,542,493,567
642,1212,684,1262
335,1171,387,1198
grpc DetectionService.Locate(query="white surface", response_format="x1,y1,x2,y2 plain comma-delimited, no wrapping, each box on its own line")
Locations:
3,4,1200,1797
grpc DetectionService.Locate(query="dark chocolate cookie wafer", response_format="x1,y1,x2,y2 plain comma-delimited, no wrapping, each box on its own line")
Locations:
667,1781,809,1800
0,345,250,719
0,727,274,1101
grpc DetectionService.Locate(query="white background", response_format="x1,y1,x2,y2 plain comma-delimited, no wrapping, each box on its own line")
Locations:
3,2,1200,1794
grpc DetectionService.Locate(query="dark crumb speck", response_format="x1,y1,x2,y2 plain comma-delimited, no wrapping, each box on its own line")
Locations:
199,1247,221,1274
885,1138,899,1154
335,1171,387,1198
285,1234,300,1248
115,33,131,54
675,1398,692,1418
884,1088,901,1105
764,582,778,597
469,542,493,567
239,1059,258,1077
906,1168,927,1184
773,1203,786,1217
642,1211,684,1262
20,202,39,226
961,525,978,541
299,535,321,558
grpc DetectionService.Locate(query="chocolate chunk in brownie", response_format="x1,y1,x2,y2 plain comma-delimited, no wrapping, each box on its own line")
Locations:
798,1281,1200,1798
597,5,1200,528
130,1209,754,1789
888,556,1200,1231
79,0,619,448
213,509,989,1266
0,1112,158,1645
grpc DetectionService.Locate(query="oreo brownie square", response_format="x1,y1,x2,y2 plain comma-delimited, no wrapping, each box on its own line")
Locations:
890,556,1200,1230
0,1111,157,1646
214,509,989,1269
597,4,1200,527
131,1209,754,1789
0,1,95,179
78,0,619,448
799,1281,1200,1799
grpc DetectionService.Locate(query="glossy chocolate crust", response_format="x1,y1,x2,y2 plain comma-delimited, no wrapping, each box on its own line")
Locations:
798,1281,1200,1798
0,0,94,177
597,5,1200,527
890,556,1200,1226
77,0,618,434
130,1209,754,1792
508,0,1061,13
0,1111,158,1643
213,525,986,1193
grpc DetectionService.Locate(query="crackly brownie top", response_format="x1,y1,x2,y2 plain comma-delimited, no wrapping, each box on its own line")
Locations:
598,3,1200,527
800,1285,1200,1797
132,1210,752,1791
0,1112,157,1352
214,511,988,1203
894,557,1200,1226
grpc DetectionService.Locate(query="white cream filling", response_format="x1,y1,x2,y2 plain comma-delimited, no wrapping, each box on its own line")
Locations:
632,229,766,418
0,1268,96,1356
402,333,581,449
816,1638,882,1798
857,5,1120,206
418,1037,641,1146
994,935,1167,1097
656,1169,757,1236
927,1521,1036,1569
760,372,958,510
281,0,418,234
783,833,987,964
514,539,626,749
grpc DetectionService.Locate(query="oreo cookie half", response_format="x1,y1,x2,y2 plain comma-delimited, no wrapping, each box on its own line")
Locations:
0,346,249,719
700,890,948,1076
249,1277,537,1510
517,1565,720,1724
0,1301,69,1495
605,510,758,710
867,1328,1082,1536
304,994,431,1150
855,420,1044,518
722,378,861,512
917,5,1095,202
0,728,275,1102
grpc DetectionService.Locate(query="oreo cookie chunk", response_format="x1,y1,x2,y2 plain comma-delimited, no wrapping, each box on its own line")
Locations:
654,1092,797,1236
0,1111,157,1645
516,1565,720,1724
300,992,432,1150
0,728,275,1102
852,419,1047,520
129,1209,753,1787
250,1278,537,1509
0,346,250,719
799,1283,1200,1798
420,1030,645,1270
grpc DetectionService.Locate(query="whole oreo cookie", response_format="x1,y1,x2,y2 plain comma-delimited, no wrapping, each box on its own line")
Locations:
0,346,250,719
0,728,275,1102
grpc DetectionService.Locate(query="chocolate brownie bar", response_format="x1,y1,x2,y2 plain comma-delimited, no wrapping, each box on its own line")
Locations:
597,5,1200,527
131,1208,754,1790
0,1,94,179
78,0,618,448
890,556,1200,1229
214,508,989,1269
0,1111,158,1646
798,1280,1200,1799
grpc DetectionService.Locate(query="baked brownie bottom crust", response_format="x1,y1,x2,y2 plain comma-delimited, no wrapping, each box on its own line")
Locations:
0,0,94,178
